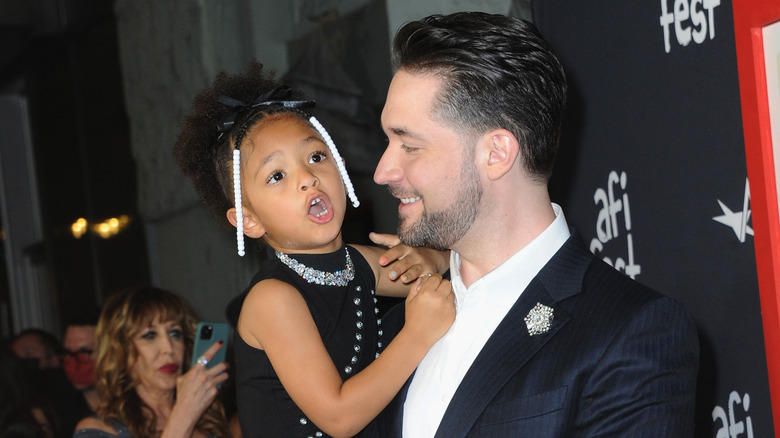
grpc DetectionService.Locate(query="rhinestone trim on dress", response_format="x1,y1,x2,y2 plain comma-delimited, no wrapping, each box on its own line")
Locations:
275,248,355,286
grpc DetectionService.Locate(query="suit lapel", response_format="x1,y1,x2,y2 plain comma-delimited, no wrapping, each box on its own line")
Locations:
433,234,592,438
387,370,414,436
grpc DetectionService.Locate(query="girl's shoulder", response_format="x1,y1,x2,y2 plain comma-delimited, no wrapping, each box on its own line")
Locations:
241,278,306,323
348,243,382,276
225,259,295,327
238,278,311,349
246,277,300,300
348,243,381,263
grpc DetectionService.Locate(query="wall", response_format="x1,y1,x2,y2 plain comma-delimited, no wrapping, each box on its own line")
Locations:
112,0,521,319
534,0,777,435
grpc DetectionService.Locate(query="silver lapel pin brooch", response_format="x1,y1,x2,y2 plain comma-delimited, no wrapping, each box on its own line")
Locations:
524,302,554,336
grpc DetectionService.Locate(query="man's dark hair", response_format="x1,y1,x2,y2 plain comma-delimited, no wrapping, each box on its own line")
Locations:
66,307,101,328
11,328,62,356
392,12,567,182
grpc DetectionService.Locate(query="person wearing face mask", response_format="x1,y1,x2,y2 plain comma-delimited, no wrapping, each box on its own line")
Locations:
73,286,229,438
10,328,87,438
63,310,102,414
1,340,56,438
10,329,62,370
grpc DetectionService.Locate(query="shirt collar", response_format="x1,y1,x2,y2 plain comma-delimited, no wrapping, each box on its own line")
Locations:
449,203,570,304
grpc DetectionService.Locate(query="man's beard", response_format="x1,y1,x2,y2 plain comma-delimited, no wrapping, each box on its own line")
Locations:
397,159,482,251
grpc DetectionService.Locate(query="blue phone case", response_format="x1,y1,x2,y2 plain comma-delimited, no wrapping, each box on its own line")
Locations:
191,321,229,369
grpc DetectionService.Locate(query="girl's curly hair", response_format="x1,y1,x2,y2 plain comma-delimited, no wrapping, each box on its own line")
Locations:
94,286,228,438
173,60,310,229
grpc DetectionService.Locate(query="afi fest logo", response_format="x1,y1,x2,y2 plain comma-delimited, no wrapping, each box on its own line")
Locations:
712,178,752,242
712,390,754,438
589,171,641,279
659,0,721,53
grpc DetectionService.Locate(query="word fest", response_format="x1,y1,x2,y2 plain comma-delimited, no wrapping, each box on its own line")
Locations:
659,0,721,53
589,170,641,280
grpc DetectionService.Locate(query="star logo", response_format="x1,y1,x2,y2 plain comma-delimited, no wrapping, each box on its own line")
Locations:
712,178,753,243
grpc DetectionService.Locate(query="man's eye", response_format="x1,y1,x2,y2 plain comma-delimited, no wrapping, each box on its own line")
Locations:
401,144,419,153
267,171,285,184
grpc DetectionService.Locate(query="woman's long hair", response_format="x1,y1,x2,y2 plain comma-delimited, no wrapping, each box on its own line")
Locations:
94,286,228,437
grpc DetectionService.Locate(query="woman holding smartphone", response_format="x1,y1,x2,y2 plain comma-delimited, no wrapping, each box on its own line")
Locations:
73,286,229,438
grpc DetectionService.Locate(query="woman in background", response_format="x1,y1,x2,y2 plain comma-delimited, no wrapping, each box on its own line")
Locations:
73,286,229,438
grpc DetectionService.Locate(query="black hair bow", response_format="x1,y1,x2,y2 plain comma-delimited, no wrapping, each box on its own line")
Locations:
216,86,315,138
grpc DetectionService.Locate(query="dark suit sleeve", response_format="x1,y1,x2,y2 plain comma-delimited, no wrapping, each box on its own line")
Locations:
575,295,699,437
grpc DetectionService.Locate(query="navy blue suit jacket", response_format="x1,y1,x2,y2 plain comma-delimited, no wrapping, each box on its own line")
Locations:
367,232,699,437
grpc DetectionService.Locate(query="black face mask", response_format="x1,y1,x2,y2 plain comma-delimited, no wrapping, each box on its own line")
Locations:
15,357,74,395
38,367,73,391
16,356,40,372
15,357,41,384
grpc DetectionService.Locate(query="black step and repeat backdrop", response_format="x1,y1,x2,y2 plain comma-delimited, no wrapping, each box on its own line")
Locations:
533,0,773,435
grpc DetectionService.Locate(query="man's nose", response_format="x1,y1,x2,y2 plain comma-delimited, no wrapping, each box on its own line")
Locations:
374,148,401,186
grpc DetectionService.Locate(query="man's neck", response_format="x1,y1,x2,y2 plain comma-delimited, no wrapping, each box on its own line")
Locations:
454,195,556,287
82,387,101,412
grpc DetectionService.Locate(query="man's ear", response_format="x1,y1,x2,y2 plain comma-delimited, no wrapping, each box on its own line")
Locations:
227,207,265,238
483,129,520,180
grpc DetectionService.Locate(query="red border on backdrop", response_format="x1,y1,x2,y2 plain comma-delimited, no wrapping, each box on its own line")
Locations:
732,0,780,431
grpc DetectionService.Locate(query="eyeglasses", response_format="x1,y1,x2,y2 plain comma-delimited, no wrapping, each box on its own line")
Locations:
63,348,94,364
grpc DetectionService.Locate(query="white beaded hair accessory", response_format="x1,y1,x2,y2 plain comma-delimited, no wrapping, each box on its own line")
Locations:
233,148,245,257
218,86,314,257
309,116,360,208
230,117,358,257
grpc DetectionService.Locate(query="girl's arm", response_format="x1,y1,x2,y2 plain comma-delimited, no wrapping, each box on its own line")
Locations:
238,274,455,438
352,232,450,297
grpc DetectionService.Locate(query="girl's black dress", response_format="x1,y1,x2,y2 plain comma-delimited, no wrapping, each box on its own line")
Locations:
225,244,384,438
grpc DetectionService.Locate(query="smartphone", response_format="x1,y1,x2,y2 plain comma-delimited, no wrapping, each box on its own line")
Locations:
191,321,229,369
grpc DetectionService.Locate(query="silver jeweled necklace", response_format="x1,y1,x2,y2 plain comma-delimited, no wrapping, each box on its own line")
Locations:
275,248,355,287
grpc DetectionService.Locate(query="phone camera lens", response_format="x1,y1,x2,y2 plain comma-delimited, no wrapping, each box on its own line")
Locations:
201,325,213,340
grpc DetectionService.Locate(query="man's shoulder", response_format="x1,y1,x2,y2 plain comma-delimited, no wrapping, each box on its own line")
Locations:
583,255,669,303
551,234,691,323
574,257,697,344
539,232,657,301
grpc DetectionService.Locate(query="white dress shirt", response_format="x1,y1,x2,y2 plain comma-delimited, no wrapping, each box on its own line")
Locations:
402,204,571,438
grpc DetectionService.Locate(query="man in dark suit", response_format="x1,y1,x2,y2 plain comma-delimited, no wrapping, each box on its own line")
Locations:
370,12,699,437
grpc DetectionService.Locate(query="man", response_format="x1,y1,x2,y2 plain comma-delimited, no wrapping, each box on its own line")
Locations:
10,328,62,369
371,12,699,437
11,327,87,436
62,310,101,413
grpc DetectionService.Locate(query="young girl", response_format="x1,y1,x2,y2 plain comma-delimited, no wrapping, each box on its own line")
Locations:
173,60,455,438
